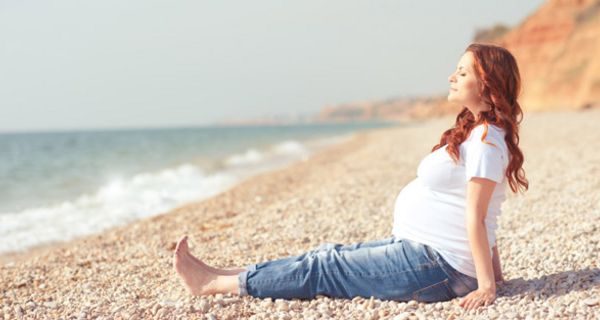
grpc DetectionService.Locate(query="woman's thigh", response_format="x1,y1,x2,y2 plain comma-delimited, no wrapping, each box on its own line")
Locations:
314,238,456,301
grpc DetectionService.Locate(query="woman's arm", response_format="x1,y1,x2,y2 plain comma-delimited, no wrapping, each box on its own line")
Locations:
492,245,504,283
460,177,498,310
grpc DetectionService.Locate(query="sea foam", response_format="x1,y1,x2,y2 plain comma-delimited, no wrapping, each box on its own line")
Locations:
0,138,340,255
0,164,238,254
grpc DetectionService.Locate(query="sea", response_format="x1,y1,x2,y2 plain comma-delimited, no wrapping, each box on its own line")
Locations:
0,121,397,255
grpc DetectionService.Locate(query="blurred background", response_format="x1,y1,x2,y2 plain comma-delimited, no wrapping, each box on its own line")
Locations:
1,0,561,132
3,0,597,254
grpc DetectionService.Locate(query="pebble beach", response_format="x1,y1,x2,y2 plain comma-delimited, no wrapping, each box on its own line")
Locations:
1,109,599,320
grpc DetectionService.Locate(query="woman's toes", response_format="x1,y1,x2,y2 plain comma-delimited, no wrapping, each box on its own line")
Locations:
180,236,190,251
175,235,189,255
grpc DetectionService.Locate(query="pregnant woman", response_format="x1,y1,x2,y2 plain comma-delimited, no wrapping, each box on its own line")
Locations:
173,43,529,310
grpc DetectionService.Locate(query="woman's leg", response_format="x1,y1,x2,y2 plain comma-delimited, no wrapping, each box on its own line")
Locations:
246,236,399,272
174,235,463,301
238,238,459,302
174,235,402,296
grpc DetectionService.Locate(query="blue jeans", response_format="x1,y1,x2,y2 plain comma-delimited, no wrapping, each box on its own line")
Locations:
238,237,478,302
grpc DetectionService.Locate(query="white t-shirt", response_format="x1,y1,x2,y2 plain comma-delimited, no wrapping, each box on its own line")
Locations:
392,123,509,278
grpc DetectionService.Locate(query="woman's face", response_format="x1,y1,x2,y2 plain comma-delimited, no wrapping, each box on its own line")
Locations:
447,52,489,116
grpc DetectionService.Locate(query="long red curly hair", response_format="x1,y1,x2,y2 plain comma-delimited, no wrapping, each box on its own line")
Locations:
431,43,529,194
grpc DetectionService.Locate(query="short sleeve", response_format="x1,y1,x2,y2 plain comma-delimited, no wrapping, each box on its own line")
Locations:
465,138,505,183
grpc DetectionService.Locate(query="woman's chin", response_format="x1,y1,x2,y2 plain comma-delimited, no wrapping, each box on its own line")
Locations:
446,93,462,104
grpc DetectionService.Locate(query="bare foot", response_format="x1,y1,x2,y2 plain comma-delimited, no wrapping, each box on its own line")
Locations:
178,236,246,276
173,235,218,295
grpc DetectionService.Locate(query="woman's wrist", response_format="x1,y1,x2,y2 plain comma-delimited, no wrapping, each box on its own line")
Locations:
477,281,496,292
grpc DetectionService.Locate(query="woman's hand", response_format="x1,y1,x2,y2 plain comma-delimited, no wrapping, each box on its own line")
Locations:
495,275,505,284
459,287,496,310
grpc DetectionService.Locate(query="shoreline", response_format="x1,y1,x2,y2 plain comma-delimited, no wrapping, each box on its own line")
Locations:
0,125,395,265
0,123,403,266
1,109,599,319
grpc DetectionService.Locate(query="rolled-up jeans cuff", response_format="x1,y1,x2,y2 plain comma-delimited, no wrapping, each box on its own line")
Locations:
238,264,256,297
246,264,257,272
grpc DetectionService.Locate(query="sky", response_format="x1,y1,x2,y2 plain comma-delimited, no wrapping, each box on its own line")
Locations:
0,0,545,133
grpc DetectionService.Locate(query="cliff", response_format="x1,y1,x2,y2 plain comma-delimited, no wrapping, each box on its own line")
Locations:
489,0,600,111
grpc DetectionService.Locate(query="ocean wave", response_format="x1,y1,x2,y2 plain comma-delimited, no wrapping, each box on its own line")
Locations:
271,140,308,155
0,164,238,255
224,149,263,166
0,135,352,255
225,140,309,168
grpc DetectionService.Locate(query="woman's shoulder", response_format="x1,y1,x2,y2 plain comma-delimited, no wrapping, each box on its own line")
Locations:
468,123,506,147
470,123,505,137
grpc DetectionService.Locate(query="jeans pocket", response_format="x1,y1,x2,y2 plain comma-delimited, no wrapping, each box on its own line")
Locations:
436,256,478,297
422,244,440,266
412,278,455,303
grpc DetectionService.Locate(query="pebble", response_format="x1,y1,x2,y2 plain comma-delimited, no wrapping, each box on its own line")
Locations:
25,301,36,310
222,297,239,305
14,305,23,318
278,313,291,320
261,299,273,308
196,299,210,313
366,296,375,309
393,312,411,320
275,300,289,312
487,309,499,319
111,305,123,314
414,310,426,320
365,311,378,320
289,300,301,310
151,303,161,315
395,302,407,312
206,313,217,320
155,308,167,319
583,297,598,306
43,301,58,309
160,299,177,307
